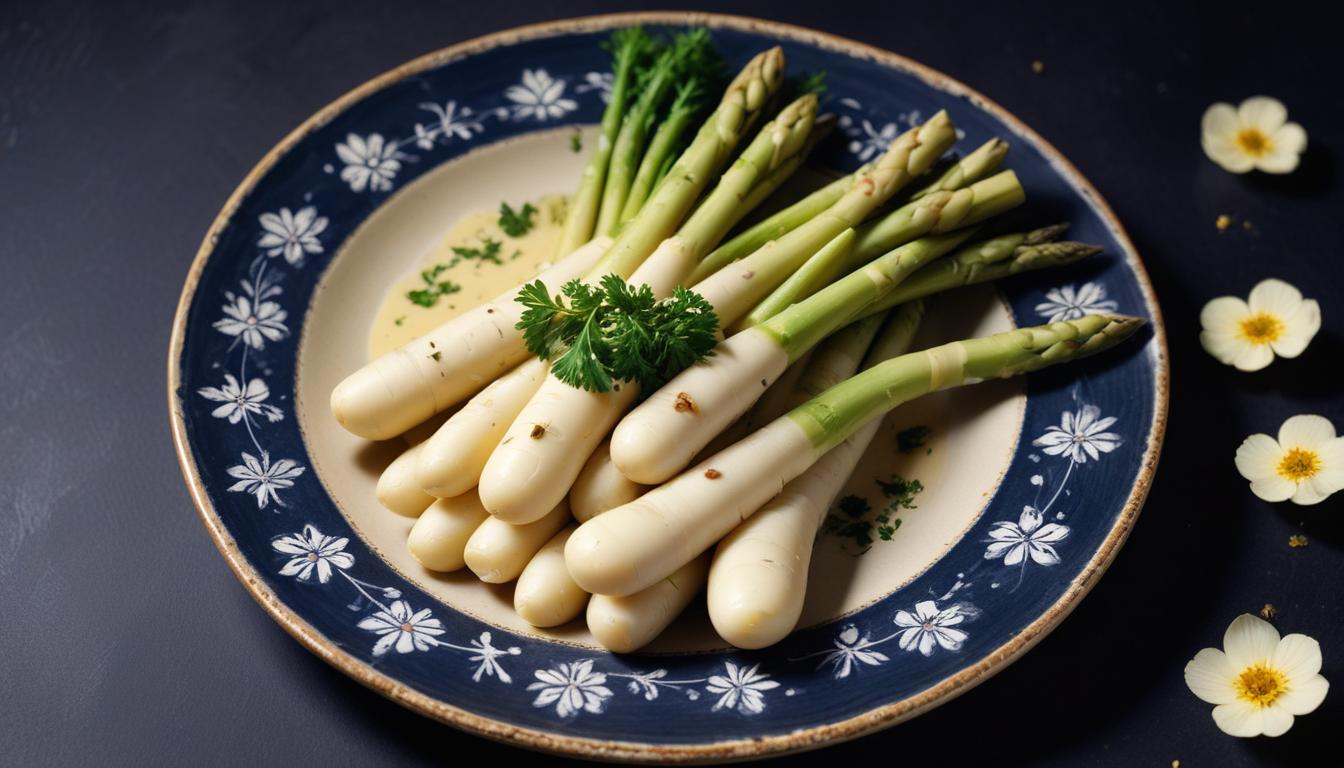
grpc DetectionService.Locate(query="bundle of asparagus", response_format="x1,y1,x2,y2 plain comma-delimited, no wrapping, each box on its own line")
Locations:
331,29,1145,654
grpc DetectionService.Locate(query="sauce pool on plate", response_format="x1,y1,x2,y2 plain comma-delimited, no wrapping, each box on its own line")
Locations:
367,194,566,359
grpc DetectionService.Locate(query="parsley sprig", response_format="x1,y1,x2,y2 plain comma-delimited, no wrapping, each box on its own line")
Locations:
516,274,719,393
497,202,537,237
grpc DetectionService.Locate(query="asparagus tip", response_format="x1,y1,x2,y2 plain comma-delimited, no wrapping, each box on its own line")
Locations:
1025,222,1069,244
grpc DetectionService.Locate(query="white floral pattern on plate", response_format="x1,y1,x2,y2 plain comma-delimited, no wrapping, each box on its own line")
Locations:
257,206,329,266
505,68,578,120
1035,282,1119,323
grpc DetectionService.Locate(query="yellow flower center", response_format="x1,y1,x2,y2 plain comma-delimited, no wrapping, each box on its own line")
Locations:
1278,447,1321,482
1238,312,1284,344
1235,663,1288,708
1236,128,1272,157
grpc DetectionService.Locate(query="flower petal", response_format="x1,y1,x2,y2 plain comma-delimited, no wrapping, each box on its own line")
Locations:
1212,701,1266,737
1269,299,1320,358
1203,134,1257,173
1247,278,1304,317
1235,433,1283,482
1224,614,1280,669
1278,414,1336,450
1258,706,1295,737
1272,121,1307,154
1238,96,1288,134
1231,342,1274,372
1250,475,1296,503
1199,331,1249,367
1290,480,1332,506
1256,144,1302,174
1201,103,1239,139
1185,648,1238,704
1275,674,1328,716
1272,633,1323,680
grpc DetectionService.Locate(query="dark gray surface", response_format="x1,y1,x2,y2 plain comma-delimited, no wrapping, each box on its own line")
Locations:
2,1,1341,765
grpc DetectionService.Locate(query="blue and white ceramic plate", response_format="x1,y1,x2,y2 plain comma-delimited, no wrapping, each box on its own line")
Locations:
169,13,1167,762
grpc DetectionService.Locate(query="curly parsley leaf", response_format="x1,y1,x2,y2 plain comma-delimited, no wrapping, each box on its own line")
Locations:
514,274,718,393
497,202,537,237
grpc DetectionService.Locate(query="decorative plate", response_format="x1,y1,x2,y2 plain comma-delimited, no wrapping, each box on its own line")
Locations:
169,12,1167,762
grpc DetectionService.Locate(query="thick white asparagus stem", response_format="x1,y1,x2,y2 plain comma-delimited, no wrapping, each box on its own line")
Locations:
570,439,648,522
376,443,436,518
463,500,571,583
407,493,491,572
586,554,710,652
611,330,792,485
708,417,882,648
331,237,611,440
707,305,921,648
413,357,548,498
514,525,590,627
567,417,816,596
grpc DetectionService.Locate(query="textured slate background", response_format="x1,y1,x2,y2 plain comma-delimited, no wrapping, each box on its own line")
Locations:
1,1,1340,765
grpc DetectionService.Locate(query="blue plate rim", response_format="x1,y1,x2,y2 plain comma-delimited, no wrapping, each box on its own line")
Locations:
166,11,1170,762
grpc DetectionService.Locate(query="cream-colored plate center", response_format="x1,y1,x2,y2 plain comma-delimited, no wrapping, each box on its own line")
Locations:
296,128,1025,653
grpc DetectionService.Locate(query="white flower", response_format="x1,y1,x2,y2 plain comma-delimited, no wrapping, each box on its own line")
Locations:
335,133,401,192
226,451,305,509
357,600,445,656
1033,404,1122,463
1202,97,1307,174
1200,278,1321,372
1184,614,1328,737
1035,282,1119,323
468,631,521,683
272,524,354,583
705,662,780,715
576,71,613,102
893,600,968,657
197,373,283,424
819,625,890,678
985,506,1070,566
527,660,613,717
213,291,289,350
257,206,328,265
1235,414,1344,505
505,69,577,121
418,100,482,142
847,119,898,162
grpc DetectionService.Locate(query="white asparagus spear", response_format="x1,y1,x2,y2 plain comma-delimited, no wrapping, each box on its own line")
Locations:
376,443,436,518
414,357,548,498
570,439,648,522
463,500,571,583
586,554,710,653
707,304,922,648
331,237,611,440
569,417,817,596
570,313,1144,597
477,95,817,524
407,493,491,572
513,525,590,627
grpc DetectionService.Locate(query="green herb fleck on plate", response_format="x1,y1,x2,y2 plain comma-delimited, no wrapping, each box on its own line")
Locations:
498,202,537,237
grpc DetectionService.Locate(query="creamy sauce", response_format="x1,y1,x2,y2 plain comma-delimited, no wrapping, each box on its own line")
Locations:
367,194,567,359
